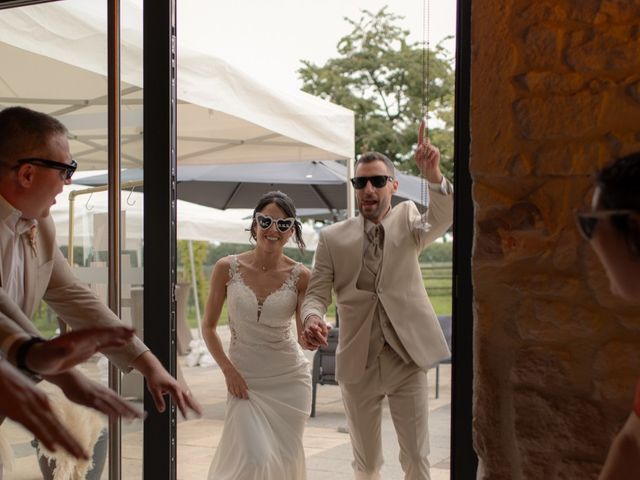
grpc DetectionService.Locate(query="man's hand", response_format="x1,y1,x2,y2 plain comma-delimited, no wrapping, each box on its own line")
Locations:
0,361,89,460
133,351,202,419
415,123,443,183
298,332,317,351
23,326,135,375
46,369,145,420
302,315,331,349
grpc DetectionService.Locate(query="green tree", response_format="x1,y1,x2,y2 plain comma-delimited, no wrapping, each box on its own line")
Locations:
298,7,455,179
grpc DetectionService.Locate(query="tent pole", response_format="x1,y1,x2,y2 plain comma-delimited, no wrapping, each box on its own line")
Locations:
187,239,203,337
68,194,75,266
347,157,356,218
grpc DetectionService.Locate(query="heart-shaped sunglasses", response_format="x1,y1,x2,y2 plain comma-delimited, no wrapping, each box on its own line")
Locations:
255,213,296,232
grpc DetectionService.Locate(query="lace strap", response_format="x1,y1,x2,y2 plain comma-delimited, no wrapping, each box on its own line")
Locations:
285,262,302,289
228,255,239,279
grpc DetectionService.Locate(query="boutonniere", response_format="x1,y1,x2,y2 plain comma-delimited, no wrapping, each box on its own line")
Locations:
27,224,38,256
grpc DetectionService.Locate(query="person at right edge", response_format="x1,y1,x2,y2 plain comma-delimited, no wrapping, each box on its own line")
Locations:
302,140,453,480
573,153,640,480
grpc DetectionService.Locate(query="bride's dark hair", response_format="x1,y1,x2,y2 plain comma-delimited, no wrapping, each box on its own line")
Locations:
250,191,306,252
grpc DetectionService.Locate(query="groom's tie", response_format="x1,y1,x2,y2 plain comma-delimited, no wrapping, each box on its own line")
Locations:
364,224,383,275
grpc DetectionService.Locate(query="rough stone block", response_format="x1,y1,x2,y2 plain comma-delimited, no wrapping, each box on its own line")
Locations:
516,2,567,22
597,0,640,23
534,142,608,175
552,229,579,271
566,26,640,72
511,347,576,388
475,201,543,261
556,459,601,480
519,71,585,95
522,25,562,68
515,299,605,343
593,342,640,404
514,91,603,139
514,389,608,458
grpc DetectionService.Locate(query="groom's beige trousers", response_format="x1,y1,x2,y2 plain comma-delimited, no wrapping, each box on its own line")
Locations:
340,345,431,480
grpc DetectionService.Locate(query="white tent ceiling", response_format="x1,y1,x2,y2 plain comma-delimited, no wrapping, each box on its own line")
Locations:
51,184,319,250
0,0,354,171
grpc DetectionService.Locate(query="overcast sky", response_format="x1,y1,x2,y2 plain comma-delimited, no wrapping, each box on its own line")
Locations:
178,0,457,92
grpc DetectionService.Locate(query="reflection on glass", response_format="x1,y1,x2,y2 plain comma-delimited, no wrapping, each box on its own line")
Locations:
0,0,144,478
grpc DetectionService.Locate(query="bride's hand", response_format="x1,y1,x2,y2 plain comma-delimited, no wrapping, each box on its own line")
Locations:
222,365,249,399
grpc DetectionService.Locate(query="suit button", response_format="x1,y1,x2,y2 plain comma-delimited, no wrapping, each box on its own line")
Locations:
372,294,377,300
377,287,383,293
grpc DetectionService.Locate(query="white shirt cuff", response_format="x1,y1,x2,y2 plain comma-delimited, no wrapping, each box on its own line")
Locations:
428,177,451,195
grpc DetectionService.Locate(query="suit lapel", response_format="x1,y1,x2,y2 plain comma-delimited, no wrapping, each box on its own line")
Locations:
381,205,402,249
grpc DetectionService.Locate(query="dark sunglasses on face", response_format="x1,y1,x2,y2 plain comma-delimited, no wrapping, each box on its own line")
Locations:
350,175,393,190
575,209,635,240
16,157,77,180
255,213,296,232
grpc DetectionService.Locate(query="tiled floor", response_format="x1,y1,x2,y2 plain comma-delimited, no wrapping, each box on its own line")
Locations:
3,327,451,479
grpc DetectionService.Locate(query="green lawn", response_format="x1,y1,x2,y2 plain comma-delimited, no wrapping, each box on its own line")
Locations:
188,262,452,328
422,263,453,316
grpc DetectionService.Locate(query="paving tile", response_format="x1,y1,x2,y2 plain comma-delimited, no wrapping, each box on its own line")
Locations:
1,326,451,479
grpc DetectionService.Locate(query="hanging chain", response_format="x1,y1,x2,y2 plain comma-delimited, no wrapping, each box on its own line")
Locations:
419,0,431,221
421,0,430,122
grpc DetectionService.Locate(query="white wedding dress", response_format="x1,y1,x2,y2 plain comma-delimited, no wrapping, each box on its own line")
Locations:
207,256,311,480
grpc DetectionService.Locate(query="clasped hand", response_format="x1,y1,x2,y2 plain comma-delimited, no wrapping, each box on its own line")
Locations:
301,315,331,350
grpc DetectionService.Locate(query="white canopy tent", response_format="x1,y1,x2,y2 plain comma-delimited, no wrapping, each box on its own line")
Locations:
0,0,351,366
51,184,319,251
0,0,355,170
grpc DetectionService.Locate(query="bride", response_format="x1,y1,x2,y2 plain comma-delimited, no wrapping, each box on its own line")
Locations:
202,191,313,480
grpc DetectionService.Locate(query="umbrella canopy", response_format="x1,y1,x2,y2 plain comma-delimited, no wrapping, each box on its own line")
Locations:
0,0,354,170
51,184,319,250
75,161,428,213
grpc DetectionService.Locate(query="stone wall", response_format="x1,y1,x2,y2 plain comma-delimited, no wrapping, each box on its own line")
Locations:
471,1,640,478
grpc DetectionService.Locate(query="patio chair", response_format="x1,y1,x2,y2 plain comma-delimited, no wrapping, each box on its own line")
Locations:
310,326,339,417
434,315,453,399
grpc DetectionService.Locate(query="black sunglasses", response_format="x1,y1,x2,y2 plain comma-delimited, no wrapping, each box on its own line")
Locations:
255,213,296,232
575,210,635,240
16,157,77,180
350,175,393,190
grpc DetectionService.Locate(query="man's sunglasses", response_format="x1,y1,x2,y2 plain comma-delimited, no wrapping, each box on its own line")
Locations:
16,157,77,180
575,210,635,240
255,213,296,232
350,175,393,190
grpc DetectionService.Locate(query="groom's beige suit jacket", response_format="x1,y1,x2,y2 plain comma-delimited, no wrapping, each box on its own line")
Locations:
302,191,453,384
0,201,147,371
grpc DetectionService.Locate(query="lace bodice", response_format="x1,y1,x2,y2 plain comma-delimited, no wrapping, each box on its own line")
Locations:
226,255,301,350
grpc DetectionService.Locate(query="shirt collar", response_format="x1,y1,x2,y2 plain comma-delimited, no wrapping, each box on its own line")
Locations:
0,193,36,234
363,205,392,233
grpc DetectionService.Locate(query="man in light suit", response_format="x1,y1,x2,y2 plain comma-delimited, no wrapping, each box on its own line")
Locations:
0,106,201,429
302,143,453,480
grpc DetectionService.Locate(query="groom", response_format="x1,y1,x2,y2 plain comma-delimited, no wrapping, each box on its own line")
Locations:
302,143,453,479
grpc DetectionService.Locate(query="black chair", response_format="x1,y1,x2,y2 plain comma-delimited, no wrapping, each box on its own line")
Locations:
310,326,339,417
434,315,452,399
